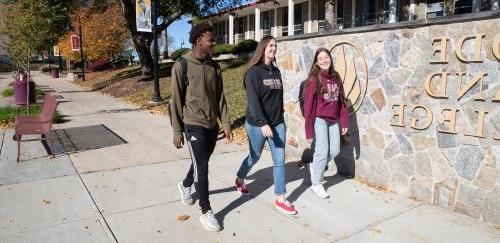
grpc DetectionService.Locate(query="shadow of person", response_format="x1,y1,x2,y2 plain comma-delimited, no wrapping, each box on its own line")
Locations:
209,161,304,229
335,102,361,179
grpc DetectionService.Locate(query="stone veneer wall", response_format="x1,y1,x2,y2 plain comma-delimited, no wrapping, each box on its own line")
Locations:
277,18,499,224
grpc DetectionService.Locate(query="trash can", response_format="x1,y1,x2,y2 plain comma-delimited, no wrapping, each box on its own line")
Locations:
51,69,59,78
14,73,36,105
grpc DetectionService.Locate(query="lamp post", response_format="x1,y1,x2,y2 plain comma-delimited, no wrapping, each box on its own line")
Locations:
76,13,86,81
151,0,162,103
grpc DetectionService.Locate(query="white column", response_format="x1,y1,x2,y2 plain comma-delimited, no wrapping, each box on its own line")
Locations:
409,0,416,21
493,0,499,10
389,0,397,23
307,0,312,33
274,8,278,37
246,15,250,39
472,0,481,12
255,8,261,41
288,0,294,35
229,15,234,44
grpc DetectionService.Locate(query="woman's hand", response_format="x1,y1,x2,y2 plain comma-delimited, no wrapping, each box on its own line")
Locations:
341,128,348,135
307,139,313,144
261,125,273,138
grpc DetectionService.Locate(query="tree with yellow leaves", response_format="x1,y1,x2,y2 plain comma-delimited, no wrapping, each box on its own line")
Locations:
57,3,130,63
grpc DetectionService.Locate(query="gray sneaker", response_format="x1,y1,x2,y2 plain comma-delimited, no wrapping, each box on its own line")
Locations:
199,210,221,232
178,182,194,205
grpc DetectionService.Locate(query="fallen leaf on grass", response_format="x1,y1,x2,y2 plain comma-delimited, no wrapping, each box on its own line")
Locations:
176,215,190,221
41,199,51,205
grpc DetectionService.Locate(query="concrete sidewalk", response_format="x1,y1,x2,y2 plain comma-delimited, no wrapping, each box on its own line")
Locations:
0,72,498,243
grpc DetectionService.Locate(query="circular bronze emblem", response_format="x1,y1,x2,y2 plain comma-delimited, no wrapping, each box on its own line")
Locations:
330,42,369,115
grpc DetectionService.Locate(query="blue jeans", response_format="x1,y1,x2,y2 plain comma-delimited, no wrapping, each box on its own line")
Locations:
237,121,287,195
311,117,340,185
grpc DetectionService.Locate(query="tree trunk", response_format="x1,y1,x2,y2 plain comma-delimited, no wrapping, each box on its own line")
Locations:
162,29,169,59
325,1,336,31
119,0,154,79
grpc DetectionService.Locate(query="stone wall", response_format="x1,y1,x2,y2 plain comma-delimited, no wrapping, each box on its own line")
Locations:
277,18,499,224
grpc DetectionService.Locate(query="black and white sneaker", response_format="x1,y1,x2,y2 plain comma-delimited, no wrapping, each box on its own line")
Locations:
178,181,194,205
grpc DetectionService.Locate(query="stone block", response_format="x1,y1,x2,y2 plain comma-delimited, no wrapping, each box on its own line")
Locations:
482,189,500,224
368,57,386,79
384,140,400,160
396,134,413,154
429,148,458,179
409,175,433,202
390,173,410,195
402,85,425,103
280,53,294,71
370,88,386,111
384,32,400,68
432,177,458,210
436,131,458,148
389,155,415,176
415,152,433,177
473,165,498,190
411,135,436,152
452,145,484,180
366,127,385,150
381,75,400,96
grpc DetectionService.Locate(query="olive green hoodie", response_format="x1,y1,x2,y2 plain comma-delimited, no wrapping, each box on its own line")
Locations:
170,51,231,138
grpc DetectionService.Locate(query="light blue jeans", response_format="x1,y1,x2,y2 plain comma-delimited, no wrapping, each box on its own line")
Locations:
237,121,287,195
311,117,340,186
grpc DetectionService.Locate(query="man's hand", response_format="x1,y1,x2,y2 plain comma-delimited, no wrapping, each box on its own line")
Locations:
173,134,184,149
224,129,233,144
261,125,273,138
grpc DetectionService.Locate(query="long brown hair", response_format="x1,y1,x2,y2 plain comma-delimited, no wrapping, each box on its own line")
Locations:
243,35,275,88
307,47,340,95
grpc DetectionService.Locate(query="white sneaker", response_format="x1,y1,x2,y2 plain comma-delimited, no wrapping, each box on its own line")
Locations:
178,182,194,205
199,210,221,232
311,184,330,199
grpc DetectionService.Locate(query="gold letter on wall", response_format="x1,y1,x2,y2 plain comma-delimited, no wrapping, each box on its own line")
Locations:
425,72,449,98
456,34,485,62
430,37,449,63
410,105,433,130
390,103,406,127
457,71,487,101
464,110,488,138
493,34,500,60
439,108,459,134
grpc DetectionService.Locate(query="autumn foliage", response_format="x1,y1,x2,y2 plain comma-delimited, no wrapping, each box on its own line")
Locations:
57,3,130,62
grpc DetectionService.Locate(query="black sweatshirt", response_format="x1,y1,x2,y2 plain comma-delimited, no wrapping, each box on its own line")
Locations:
244,62,284,127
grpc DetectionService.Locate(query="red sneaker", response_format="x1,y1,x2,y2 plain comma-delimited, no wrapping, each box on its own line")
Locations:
235,179,250,195
274,200,297,215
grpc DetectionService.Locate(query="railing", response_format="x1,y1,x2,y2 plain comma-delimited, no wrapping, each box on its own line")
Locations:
282,26,288,36
233,33,244,44
262,28,271,36
216,35,228,44
427,2,444,18
294,23,303,35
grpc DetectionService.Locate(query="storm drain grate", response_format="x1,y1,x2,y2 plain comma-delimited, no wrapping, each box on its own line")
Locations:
43,124,127,154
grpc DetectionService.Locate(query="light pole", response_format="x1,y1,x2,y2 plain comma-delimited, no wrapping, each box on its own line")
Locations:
76,13,86,81
151,0,162,103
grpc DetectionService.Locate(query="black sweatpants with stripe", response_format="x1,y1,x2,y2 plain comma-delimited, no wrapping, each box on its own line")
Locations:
182,124,218,214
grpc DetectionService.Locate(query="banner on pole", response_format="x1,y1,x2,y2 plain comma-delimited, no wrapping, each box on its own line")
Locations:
136,0,152,32
53,46,60,56
71,35,80,51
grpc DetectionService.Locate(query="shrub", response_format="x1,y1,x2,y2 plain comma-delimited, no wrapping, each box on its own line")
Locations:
170,48,191,60
213,44,235,57
1,87,44,97
39,64,52,72
232,40,258,55
87,58,112,72
0,63,14,72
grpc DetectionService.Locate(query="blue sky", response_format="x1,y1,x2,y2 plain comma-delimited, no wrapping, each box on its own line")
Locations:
167,17,191,51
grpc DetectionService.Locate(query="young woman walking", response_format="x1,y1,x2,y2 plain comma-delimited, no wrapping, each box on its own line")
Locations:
234,35,297,215
303,47,349,199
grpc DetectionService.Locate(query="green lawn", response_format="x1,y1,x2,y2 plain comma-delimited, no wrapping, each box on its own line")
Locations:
1,87,45,97
0,105,63,128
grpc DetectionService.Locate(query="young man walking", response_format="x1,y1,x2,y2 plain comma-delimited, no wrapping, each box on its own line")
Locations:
170,23,233,232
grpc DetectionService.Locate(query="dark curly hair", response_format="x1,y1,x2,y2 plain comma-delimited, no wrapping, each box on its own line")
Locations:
189,23,214,45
